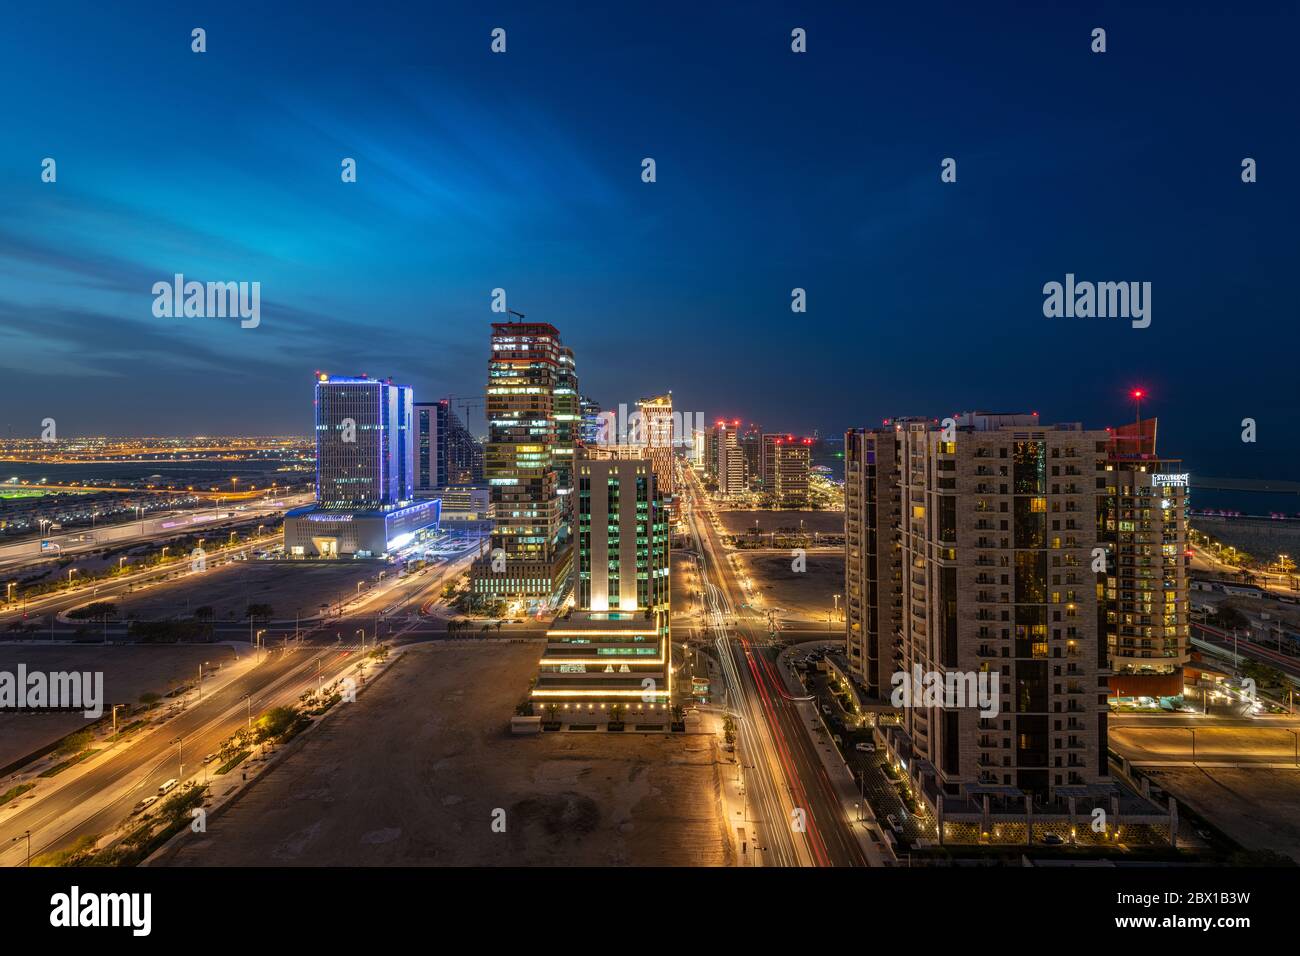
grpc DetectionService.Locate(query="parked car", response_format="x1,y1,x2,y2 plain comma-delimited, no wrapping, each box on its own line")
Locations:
855,742,876,753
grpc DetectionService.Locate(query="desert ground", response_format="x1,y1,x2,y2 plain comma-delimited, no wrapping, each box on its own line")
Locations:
0,643,240,766
159,640,733,866
1144,766,1300,863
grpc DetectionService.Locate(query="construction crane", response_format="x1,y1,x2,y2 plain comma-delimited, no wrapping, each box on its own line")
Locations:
445,394,485,430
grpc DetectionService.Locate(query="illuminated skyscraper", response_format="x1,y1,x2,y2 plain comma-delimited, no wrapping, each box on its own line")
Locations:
314,374,413,509
414,400,486,493
284,373,438,558
1099,417,1190,696
761,434,812,507
844,424,903,698
845,412,1111,805
710,420,745,496
637,393,677,504
579,395,603,445
532,457,672,727
554,346,579,498
470,321,573,604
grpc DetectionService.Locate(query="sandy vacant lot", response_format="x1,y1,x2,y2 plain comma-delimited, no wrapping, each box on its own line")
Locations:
113,562,382,622
1146,766,1300,862
161,641,732,866
735,551,844,621
717,510,844,537
0,643,240,766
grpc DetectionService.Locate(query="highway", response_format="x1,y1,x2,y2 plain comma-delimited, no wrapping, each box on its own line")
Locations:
0,495,311,572
0,543,488,866
684,470,869,866
1109,713,1300,765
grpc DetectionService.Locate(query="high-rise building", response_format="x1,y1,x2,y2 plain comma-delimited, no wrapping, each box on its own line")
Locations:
470,321,573,604
848,412,1111,805
579,395,603,445
637,393,677,503
415,400,485,494
711,420,745,496
575,459,670,613
844,425,903,698
741,425,762,490
285,373,439,557
1100,418,1189,697
761,434,812,507
414,401,448,493
554,346,579,499
314,375,414,508
532,457,672,728
690,425,706,468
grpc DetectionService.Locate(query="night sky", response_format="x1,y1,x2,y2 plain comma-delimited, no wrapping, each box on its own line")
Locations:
1,2,1295,480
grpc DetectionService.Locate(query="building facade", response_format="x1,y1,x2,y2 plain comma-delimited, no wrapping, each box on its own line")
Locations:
844,425,903,698
847,413,1112,807
285,373,438,557
711,420,746,496
532,457,672,727
314,375,413,509
636,393,677,503
761,434,812,507
1100,419,1190,697
470,321,573,604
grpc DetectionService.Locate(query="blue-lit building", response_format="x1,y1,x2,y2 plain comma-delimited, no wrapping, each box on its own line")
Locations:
285,373,440,557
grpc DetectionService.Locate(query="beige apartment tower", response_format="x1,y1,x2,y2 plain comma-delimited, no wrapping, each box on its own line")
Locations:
847,413,1112,805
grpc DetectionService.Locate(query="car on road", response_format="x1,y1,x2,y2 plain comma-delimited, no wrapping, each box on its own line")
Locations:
832,734,842,746
821,704,832,715
886,814,903,834
854,742,876,753
1042,833,1065,846
131,796,157,815
202,752,219,764
157,778,178,795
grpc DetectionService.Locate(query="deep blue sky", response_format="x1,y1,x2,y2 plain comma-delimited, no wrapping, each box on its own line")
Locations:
1,2,1295,479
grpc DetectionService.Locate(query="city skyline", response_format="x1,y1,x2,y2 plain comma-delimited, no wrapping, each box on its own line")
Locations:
1,2,1296,485
3,2,1299,918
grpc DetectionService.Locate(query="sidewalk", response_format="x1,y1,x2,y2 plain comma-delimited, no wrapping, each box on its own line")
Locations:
774,643,896,866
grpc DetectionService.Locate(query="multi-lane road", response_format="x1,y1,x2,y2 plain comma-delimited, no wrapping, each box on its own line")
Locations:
683,470,870,866
0,542,488,866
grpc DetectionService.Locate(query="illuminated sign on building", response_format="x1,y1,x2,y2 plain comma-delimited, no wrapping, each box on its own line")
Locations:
1151,473,1189,487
